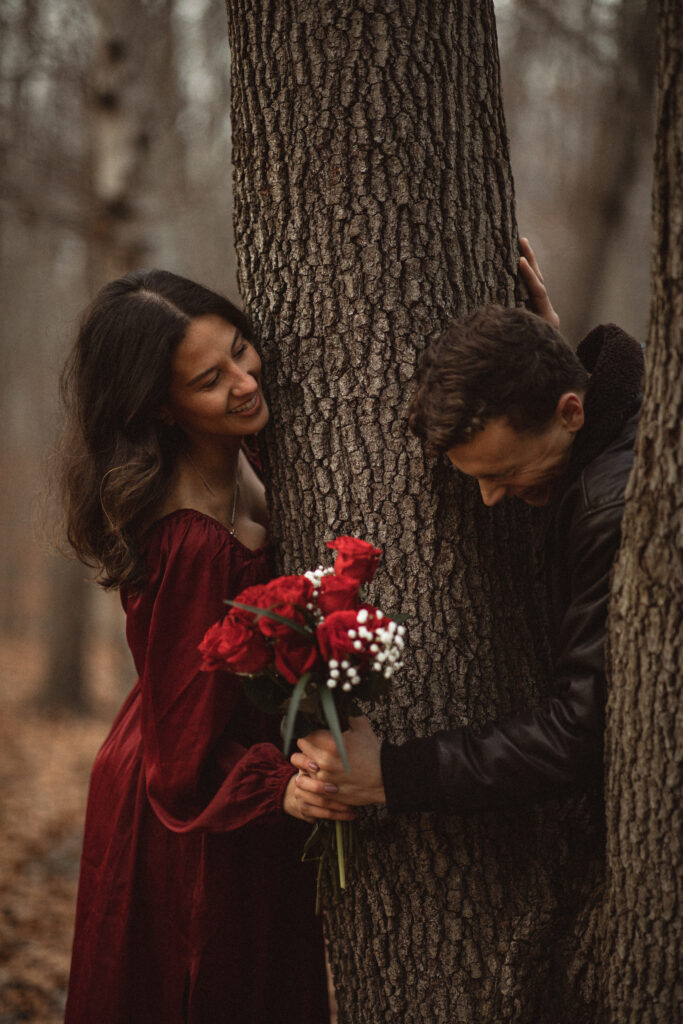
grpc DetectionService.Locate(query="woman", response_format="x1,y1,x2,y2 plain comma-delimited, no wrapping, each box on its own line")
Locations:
60,270,351,1023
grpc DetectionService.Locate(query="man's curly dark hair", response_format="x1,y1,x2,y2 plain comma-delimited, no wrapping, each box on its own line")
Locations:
409,305,588,454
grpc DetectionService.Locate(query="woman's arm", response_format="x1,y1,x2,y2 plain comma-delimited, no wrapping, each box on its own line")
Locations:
136,517,353,830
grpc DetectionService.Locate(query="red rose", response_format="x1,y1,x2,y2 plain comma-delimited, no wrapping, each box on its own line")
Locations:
199,612,272,675
274,634,321,685
326,536,381,585
316,609,363,663
316,606,388,666
256,575,314,639
234,582,272,609
317,574,360,616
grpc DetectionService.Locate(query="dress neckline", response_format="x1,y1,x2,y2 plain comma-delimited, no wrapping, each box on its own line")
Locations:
149,507,269,555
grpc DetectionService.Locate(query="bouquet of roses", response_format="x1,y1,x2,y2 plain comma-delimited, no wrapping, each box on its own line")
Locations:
199,536,405,908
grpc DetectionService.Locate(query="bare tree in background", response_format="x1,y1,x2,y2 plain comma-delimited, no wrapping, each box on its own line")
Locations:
224,2,615,1020
0,0,237,711
562,0,657,337
604,0,682,1017
41,0,181,710
498,0,657,344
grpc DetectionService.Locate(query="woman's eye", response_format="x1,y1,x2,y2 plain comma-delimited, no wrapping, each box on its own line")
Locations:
201,374,219,390
234,345,248,358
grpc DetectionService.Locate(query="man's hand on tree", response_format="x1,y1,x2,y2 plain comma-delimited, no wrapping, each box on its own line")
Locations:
291,716,387,808
520,236,561,329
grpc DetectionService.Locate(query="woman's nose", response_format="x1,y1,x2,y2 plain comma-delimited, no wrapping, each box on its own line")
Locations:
229,363,257,393
478,479,506,506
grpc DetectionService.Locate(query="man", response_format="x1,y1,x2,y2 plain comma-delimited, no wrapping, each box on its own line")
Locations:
292,255,644,817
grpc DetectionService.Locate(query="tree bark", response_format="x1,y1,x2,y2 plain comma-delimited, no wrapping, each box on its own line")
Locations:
227,2,602,1020
604,0,683,1019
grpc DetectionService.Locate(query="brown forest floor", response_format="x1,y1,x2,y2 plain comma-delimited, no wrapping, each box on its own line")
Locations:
0,640,338,1024
0,639,113,1024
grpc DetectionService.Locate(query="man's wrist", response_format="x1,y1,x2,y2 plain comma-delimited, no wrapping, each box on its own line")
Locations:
380,735,443,815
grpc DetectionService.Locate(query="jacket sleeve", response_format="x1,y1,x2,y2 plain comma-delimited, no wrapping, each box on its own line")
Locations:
380,497,624,815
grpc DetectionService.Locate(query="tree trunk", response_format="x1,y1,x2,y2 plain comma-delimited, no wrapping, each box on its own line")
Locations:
563,0,657,341
227,2,602,1020
604,0,683,1019
41,0,180,710
39,555,90,713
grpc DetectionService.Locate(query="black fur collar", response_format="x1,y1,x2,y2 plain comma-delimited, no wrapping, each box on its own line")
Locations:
564,323,644,486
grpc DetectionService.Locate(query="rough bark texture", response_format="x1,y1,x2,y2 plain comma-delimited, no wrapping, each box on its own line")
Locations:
227,2,602,1020
604,1,683,1019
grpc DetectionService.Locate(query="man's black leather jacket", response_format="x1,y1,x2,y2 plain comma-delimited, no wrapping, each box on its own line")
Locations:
380,325,643,815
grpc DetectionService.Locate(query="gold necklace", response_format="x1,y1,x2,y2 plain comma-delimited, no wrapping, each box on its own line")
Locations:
186,453,240,536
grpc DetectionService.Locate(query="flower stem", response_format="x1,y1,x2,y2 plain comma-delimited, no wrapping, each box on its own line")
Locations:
336,820,346,890
315,854,324,917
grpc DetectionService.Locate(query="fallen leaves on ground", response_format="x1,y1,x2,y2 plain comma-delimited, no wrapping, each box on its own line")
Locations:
0,639,114,1024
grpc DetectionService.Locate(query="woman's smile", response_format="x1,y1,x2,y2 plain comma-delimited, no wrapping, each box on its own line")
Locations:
229,392,262,416
164,314,270,442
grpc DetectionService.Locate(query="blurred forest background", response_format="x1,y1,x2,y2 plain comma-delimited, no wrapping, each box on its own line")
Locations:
0,0,657,1019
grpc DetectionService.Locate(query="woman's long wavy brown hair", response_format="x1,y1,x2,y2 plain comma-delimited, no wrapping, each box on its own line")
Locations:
60,269,252,591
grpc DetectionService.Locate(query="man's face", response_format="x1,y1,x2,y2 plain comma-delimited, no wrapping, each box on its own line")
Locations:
446,397,584,507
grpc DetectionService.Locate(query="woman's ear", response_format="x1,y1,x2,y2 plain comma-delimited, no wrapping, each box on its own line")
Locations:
157,407,176,427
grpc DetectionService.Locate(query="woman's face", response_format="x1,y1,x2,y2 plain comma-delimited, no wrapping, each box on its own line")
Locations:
163,314,269,446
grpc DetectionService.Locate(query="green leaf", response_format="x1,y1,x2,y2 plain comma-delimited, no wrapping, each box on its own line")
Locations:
242,674,286,716
319,685,350,772
282,672,312,756
302,821,323,860
315,855,324,916
224,600,313,640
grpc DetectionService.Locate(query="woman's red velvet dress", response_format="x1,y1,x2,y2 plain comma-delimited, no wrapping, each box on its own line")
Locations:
65,510,328,1024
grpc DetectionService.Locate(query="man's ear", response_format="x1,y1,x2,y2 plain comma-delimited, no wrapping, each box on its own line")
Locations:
556,392,585,434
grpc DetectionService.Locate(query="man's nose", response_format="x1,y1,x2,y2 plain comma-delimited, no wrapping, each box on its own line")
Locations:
478,480,506,506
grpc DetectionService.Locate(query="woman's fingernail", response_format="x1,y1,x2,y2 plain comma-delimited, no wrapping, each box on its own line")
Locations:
308,761,319,772
324,784,338,794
